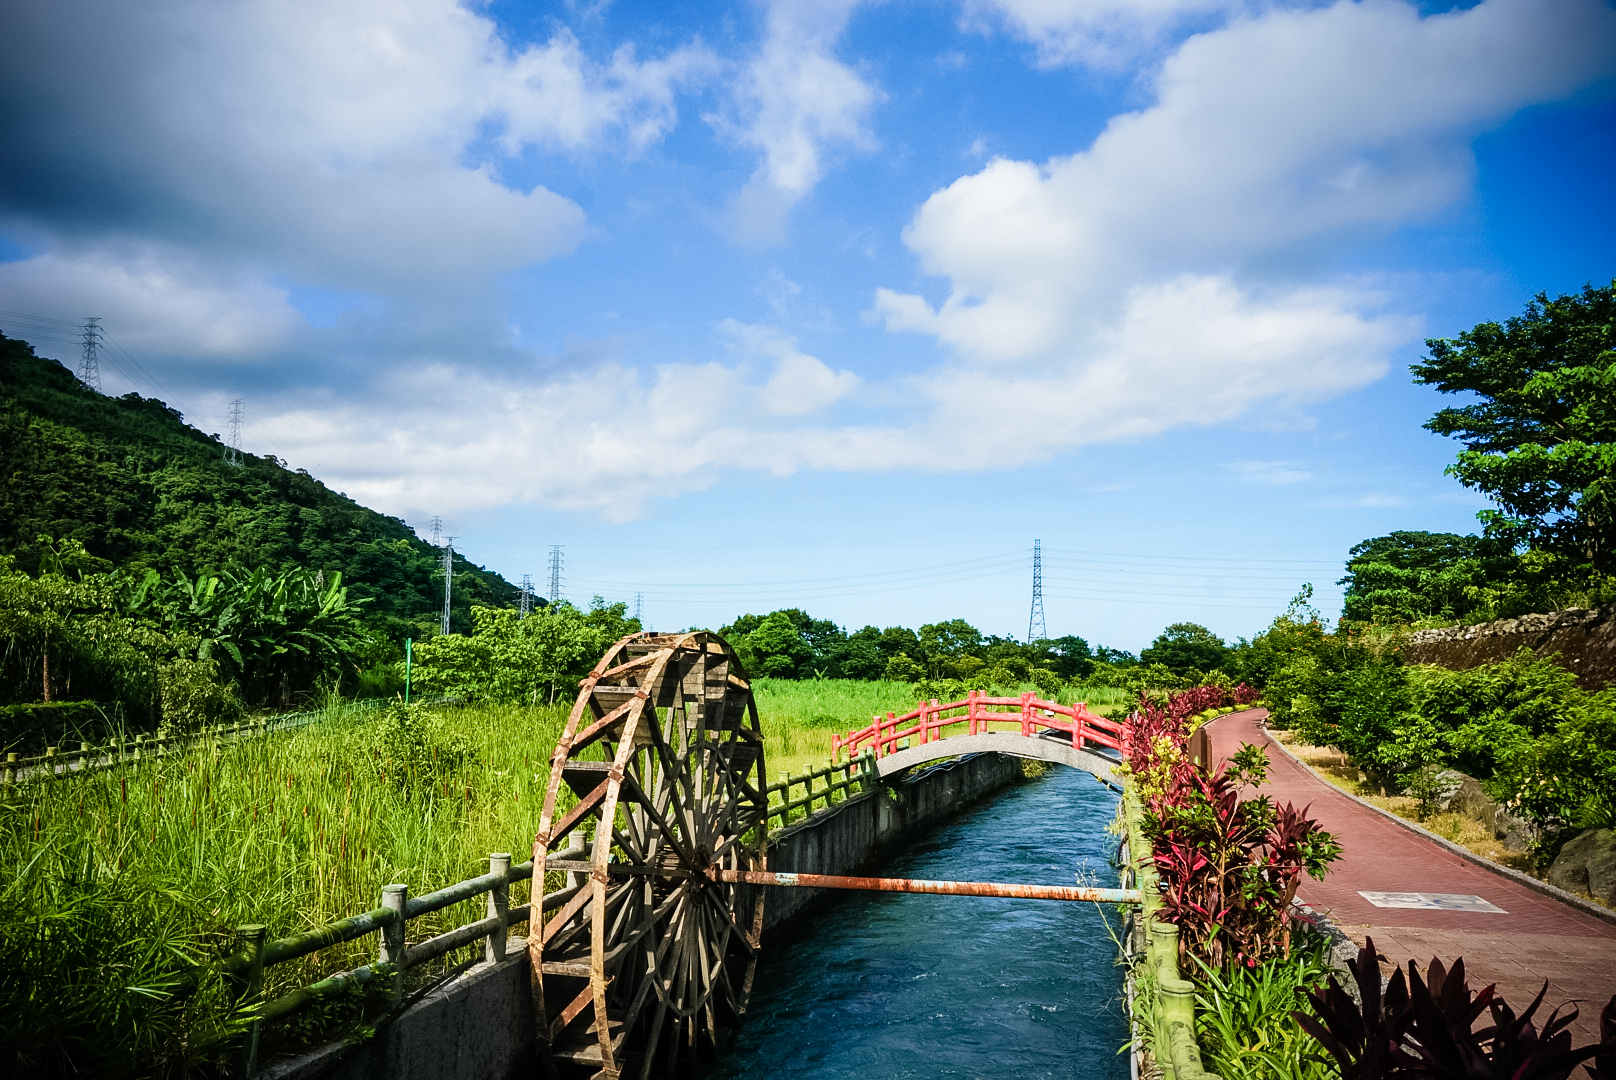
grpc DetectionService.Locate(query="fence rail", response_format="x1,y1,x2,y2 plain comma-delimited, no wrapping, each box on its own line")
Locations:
200,747,880,1074
2,698,392,783
762,748,878,830
833,690,1124,761
222,849,581,1076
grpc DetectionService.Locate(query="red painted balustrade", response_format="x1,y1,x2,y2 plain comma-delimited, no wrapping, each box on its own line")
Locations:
832,690,1123,761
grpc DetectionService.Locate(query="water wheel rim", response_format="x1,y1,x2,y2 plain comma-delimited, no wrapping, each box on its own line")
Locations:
531,631,767,1076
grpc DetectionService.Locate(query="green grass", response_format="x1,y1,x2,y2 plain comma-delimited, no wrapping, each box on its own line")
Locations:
2,700,571,1076
752,678,919,775
4,675,1140,1076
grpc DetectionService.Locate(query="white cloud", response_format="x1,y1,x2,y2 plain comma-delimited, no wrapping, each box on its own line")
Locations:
719,319,861,416
873,0,1616,448
0,246,303,360
717,0,881,244
1227,460,1314,486
965,0,1247,68
0,0,712,294
911,276,1408,465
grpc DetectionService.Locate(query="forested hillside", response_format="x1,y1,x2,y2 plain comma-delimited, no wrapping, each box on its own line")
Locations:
0,333,515,640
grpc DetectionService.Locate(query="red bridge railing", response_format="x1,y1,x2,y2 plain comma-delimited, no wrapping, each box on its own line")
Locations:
832,690,1124,762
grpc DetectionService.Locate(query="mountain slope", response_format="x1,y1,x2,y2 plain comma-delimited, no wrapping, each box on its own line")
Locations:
0,333,514,637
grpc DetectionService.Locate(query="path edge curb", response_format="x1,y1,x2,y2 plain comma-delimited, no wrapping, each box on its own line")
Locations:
1249,712,1616,931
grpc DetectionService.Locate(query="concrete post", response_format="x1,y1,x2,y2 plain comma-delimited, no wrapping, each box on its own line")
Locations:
380,883,408,1006
487,853,511,963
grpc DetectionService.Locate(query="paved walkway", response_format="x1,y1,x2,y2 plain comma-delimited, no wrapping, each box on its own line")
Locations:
1204,708,1616,1045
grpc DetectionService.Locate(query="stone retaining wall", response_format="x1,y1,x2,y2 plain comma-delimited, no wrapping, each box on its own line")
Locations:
1404,606,1616,689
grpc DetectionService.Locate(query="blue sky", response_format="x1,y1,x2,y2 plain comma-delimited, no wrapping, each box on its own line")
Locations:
1,0,1613,651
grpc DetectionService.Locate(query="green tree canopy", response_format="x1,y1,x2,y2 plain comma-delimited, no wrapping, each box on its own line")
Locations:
1140,622,1228,677
0,335,517,642
1338,530,1486,625
1413,281,1616,579
410,598,640,704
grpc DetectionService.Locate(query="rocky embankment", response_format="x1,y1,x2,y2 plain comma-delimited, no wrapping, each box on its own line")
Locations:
1405,606,1616,690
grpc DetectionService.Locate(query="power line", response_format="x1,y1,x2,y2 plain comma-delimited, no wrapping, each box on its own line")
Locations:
78,318,102,392
548,545,564,606
1027,539,1046,645
0,308,164,395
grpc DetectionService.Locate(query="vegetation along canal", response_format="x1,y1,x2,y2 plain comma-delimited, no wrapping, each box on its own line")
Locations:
702,763,1129,1080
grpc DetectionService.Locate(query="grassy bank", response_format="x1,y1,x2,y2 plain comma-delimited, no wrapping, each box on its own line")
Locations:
1268,729,1538,877
2,700,572,1075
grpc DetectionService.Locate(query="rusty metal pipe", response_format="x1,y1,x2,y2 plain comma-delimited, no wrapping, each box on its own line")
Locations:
714,869,1140,904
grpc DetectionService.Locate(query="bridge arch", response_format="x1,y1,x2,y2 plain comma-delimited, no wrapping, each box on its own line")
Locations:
874,731,1123,790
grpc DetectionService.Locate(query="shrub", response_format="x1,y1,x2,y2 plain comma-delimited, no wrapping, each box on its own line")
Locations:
1296,937,1616,1080
1124,698,1342,968
0,700,112,754
157,657,243,735
1193,929,1336,1080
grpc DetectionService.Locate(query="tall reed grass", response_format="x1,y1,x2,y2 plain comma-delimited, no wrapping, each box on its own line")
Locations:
2,701,571,1077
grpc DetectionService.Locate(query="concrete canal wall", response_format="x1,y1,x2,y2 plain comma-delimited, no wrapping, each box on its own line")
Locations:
262,752,1024,1080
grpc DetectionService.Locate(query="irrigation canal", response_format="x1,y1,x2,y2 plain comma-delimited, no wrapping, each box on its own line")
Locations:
701,764,1129,1080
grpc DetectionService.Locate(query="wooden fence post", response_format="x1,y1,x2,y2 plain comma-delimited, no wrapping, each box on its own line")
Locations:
380,883,408,1006
232,924,267,1079
487,853,511,963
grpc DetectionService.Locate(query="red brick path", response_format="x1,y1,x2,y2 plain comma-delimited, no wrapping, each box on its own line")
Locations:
1204,708,1616,1045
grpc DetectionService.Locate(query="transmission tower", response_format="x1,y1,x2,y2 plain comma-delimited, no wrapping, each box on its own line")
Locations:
547,545,563,605
519,574,534,618
441,537,456,636
79,318,102,392
224,398,244,467
1027,539,1047,645
633,592,643,624
428,516,443,546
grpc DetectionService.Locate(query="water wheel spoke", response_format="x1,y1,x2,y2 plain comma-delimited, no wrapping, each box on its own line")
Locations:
536,632,766,1076
699,886,754,957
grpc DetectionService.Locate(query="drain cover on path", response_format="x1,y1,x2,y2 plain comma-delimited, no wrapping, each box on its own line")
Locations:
1358,891,1507,913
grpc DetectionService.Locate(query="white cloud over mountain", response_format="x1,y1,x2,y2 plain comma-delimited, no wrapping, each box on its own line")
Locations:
2,0,1613,521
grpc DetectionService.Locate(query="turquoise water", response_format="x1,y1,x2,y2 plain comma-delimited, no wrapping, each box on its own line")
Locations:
702,763,1130,1080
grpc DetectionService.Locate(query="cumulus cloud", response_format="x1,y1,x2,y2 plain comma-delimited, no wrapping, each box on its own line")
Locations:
964,0,1247,67
0,0,710,295
719,319,860,416
257,345,875,520
716,0,880,244
0,246,304,360
874,0,1616,445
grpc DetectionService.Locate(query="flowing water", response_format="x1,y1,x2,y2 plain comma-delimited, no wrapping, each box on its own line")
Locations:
702,762,1130,1080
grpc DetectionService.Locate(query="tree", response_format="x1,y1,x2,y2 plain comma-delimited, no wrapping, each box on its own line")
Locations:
409,600,637,704
1140,622,1228,677
1413,281,1616,580
917,619,982,678
1338,531,1486,624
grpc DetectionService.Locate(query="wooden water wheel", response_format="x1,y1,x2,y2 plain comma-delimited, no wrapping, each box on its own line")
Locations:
528,632,768,1079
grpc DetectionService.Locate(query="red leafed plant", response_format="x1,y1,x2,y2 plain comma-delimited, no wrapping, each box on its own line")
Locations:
1297,936,1616,1080
1123,697,1341,968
